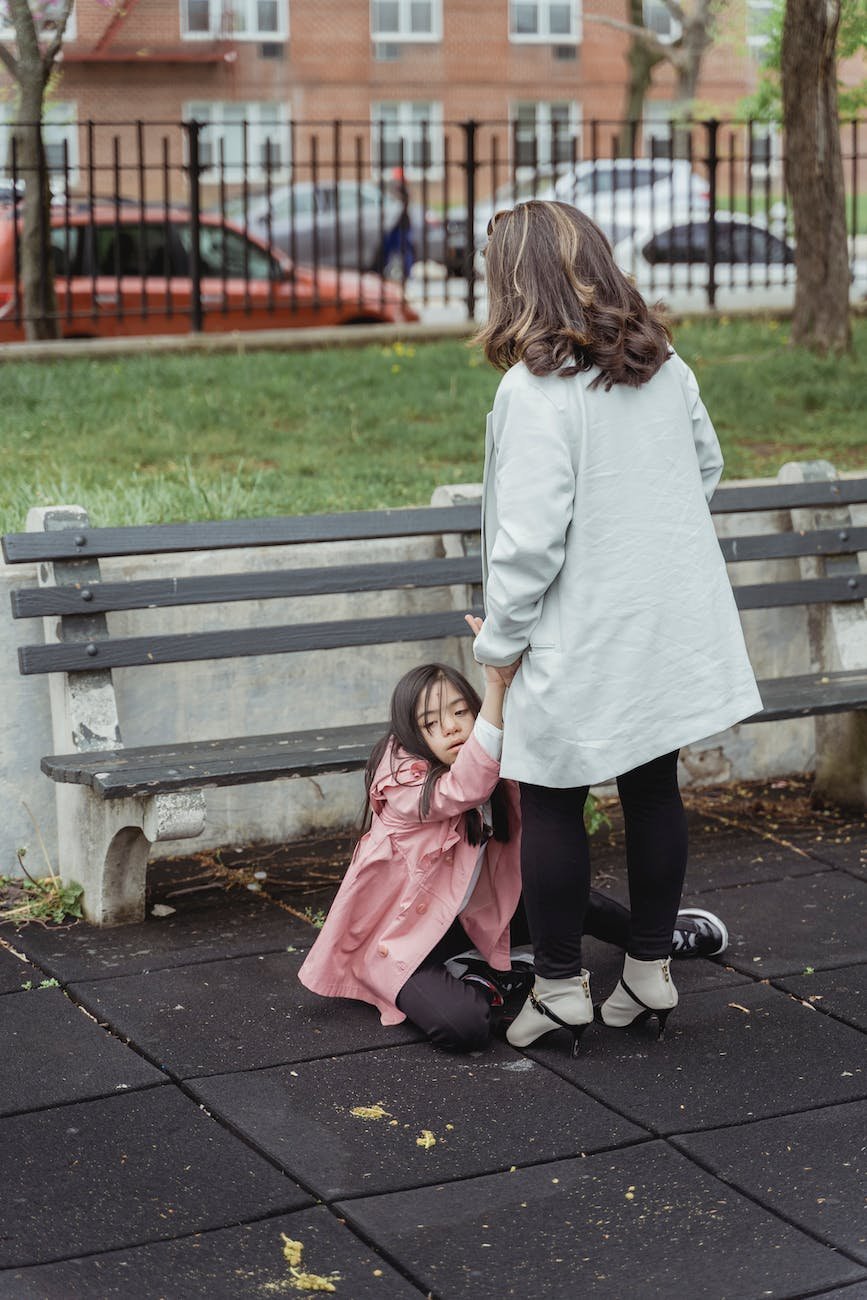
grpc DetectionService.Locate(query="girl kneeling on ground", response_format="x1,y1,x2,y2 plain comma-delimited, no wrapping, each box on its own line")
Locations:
298,642,728,1054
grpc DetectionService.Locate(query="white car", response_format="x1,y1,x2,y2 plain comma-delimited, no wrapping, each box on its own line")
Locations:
613,212,867,311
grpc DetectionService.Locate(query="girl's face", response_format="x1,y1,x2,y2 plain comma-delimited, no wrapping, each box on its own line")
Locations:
415,678,474,766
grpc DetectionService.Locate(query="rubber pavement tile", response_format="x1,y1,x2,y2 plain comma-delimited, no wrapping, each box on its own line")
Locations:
776,961,867,1034
68,950,423,1078
524,981,867,1135
336,1142,866,1300
685,870,867,978
0,943,40,995
673,1099,867,1265
0,1086,309,1269
0,986,162,1117
0,896,313,983
1,1206,417,1299
189,1039,644,1200
591,811,814,893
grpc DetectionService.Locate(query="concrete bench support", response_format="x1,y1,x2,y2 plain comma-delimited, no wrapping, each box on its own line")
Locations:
28,506,207,925
780,462,867,809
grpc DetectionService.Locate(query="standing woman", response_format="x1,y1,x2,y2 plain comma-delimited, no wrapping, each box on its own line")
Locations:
471,200,762,1054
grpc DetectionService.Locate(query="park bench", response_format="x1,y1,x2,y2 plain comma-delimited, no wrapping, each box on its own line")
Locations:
3,460,866,925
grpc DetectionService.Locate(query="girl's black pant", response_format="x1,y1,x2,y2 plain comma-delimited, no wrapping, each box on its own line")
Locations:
395,889,634,1052
520,748,688,978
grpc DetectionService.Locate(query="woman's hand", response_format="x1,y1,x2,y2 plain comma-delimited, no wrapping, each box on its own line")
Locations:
465,615,522,686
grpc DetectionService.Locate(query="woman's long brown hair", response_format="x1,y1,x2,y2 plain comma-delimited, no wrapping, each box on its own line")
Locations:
476,199,671,390
361,662,510,846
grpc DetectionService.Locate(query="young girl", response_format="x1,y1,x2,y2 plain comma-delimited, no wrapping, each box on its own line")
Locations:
298,641,525,1052
299,629,730,1054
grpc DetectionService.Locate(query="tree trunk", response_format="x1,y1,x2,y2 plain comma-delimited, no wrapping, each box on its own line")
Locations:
14,103,60,342
620,0,665,154
781,0,850,354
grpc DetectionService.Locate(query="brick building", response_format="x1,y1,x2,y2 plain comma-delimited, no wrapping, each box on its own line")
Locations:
0,0,812,204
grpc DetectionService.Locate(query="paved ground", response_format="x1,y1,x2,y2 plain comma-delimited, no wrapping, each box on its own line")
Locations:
0,775,865,1299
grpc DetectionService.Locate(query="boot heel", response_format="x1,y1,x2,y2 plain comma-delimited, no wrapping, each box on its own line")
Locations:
570,1021,591,1057
654,1007,673,1039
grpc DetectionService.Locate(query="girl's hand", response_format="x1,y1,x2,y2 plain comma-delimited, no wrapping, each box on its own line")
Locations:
464,615,522,686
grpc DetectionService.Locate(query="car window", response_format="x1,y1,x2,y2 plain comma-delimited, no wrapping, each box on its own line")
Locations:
643,223,702,264
49,224,83,276
177,222,276,278
729,223,792,264
90,223,176,277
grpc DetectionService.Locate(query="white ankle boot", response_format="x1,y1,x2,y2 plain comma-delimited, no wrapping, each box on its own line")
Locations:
506,971,593,1057
599,955,678,1038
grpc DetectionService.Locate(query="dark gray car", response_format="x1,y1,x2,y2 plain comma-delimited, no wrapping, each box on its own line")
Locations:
223,179,445,272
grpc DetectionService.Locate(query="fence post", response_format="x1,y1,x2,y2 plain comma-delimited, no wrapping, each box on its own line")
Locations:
185,119,204,333
705,118,719,310
463,119,478,322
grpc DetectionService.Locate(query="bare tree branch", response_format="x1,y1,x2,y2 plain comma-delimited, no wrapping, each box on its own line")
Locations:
0,41,21,80
584,11,675,60
42,0,76,67
7,0,40,68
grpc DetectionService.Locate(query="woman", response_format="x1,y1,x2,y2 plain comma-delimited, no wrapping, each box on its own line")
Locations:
470,200,761,1052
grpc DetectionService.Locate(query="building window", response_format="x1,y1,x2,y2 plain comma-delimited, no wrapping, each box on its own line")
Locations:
746,122,781,180
747,0,775,57
642,100,675,157
642,0,680,43
0,0,76,41
370,0,441,41
181,0,288,41
0,102,78,189
371,102,444,180
185,102,290,180
509,0,581,44
512,102,582,172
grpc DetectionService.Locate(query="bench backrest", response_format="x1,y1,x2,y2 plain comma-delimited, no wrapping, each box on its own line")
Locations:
4,480,866,678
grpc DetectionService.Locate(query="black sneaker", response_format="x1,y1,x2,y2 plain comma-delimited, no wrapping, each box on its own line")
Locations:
672,908,728,959
450,955,534,1022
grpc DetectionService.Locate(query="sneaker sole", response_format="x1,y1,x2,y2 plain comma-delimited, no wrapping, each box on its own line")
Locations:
676,908,728,956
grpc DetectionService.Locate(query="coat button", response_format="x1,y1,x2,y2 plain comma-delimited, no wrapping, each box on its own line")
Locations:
416,901,427,914
378,944,389,957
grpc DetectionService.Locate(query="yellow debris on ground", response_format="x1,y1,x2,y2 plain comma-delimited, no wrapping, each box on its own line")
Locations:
350,1103,392,1120
281,1236,304,1267
416,1130,437,1149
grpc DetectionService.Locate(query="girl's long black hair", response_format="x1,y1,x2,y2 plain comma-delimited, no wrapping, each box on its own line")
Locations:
361,662,511,846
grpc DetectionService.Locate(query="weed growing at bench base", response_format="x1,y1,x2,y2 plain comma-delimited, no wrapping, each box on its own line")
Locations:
1,317,864,532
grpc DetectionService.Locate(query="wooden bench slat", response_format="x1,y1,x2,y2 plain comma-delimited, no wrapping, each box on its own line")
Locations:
18,606,483,675
709,479,867,514
40,721,388,799
5,479,867,565
12,528,866,621
10,555,482,619
734,574,865,610
1,504,483,564
750,668,867,721
38,667,867,799
718,525,867,563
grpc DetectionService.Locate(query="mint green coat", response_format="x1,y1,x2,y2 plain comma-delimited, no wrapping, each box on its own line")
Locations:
472,352,762,787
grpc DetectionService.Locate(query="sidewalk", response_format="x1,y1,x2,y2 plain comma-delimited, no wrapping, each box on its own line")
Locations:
0,775,865,1299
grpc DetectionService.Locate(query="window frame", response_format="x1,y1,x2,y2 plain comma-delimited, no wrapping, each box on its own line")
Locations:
371,100,444,181
370,0,442,43
0,101,79,190
184,101,291,183
180,0,289,42
0,0,76,42
642,0,680,44
510,100,583,176
508,0,582,45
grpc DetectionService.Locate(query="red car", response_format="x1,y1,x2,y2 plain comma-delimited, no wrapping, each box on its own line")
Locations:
0,205,418,341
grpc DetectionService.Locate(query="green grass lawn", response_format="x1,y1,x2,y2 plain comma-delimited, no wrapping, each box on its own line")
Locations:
1,316,865,532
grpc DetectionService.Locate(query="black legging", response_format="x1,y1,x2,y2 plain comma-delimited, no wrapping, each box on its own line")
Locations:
519,748,688,977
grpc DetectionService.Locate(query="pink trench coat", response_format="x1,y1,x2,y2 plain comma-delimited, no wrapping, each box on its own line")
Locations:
298,730,522,1025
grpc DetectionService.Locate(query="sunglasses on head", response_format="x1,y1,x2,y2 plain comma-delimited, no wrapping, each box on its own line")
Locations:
485,209,511,239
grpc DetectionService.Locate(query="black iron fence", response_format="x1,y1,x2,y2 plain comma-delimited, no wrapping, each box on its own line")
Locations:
1,116,865,340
